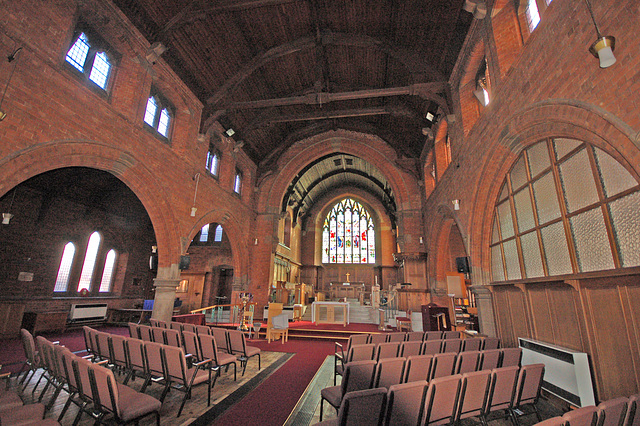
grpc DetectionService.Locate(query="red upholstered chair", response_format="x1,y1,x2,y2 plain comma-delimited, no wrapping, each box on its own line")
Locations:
164,328,182,348
19,329,44,392
500,347,522,367
151,327,165,344
395,311,412,332
483,365,520,424
479,349,502,371
196,324,212,336
442,338,463,354
335,343,375,385
374,357,406,390
335,334,369,385
562,405,598,426
141,342,165,393
387,332,407,343
317,388,387,426
320,359,376,421
597,397,629,426
161,345,213,417
369,333,387,345
535,416,566,426
462,337,482,352
211,327,231,353
199,333,238,382
456,370,491,423
385,380,428,426
422,374,462,426
375,342,400,361
422,339,444,356
482,337,501,350
425,331,443,341
512,363,545,423
108,334,129,375
228,329,261,376
400,341,422,358
88,361,161,424
430,352,457,380
406,331,424,342
443,330,461,339
138,325,153,342
625,394,640,426
123,337,146,385
182,322,197,333
127,322,139,339
403,355,433,384
455,350,481,374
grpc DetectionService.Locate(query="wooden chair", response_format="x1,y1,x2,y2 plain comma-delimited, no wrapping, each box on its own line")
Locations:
228,329,261,376
266,303,289,343
395,311,412,332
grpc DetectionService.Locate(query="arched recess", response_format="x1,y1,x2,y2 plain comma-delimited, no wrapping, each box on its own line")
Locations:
184,209,250,297
256,129,419,234
301,187,398,289
0,141,182,267
467,100,640,286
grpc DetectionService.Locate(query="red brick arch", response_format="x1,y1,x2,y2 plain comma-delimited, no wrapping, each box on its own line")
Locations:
256,129,420,238
0,140,183,267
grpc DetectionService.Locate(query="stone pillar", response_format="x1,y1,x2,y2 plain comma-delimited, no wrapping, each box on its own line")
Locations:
152,264,181,323
470,285,496,337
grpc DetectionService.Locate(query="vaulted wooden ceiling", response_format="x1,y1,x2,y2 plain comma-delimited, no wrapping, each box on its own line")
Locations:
112,0,473,172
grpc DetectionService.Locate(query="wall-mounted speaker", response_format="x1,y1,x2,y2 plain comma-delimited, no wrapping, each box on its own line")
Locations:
456,256,471,274
149,254,158,271
179,255,191,270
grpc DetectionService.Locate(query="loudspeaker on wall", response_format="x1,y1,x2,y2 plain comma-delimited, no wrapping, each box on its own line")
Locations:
456,256,471,274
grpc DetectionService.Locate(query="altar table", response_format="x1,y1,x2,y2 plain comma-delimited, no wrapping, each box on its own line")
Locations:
311,301,350,326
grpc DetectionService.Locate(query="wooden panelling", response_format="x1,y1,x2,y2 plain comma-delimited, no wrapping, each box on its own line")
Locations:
583,285,638,399
507,287,530,341
527,285,554,343
493,287,517,347
547,284,584,351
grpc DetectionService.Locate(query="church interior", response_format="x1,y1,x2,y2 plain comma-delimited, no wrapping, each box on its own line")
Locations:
1,0,639,424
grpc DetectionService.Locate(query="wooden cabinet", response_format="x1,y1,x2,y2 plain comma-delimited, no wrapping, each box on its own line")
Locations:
421,303,451,331
21,311,68,335
0,302,25,338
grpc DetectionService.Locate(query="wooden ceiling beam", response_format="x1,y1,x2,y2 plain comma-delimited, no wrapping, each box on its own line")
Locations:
205,32,446,106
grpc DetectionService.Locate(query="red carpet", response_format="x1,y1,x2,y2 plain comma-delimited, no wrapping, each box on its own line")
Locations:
210,337,337,426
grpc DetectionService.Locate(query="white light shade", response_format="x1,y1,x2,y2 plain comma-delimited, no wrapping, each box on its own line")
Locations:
2,213,12,224
190,206,197,217
597,46,616,68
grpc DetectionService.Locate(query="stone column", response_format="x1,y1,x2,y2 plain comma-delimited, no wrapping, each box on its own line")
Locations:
152,264,181,323
470,285,496,336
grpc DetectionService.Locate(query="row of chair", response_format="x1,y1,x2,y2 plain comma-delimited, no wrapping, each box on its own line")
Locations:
536,395,640,426
80,327,223,418
122,324,260,376
337,330,498,345
335,348,523,399
0,355,59,426
335,338,522,384
320,361,545,425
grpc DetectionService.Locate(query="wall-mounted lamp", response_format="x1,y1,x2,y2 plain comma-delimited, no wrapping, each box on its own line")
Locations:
452,199,460,211
0,47,23,122
224,128,235,137
462,0,487,19
191,173,200,217
474,78,489,107
254,238,258,245
584,0,616,68
2,188,17,225
419,236,424,244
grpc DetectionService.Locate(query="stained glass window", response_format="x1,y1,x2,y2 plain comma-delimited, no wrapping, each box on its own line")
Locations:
322,198,375,264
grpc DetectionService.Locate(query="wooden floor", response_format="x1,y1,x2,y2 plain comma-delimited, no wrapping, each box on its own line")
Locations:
12,350,290,425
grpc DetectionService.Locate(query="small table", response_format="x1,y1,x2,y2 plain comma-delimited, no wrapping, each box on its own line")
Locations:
107,308,152,324
311,301,350,326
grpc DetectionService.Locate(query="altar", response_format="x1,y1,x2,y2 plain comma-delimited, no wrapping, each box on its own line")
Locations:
328,281,365,300
311,301,350,326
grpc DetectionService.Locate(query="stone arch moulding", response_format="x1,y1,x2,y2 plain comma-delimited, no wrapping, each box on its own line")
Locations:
256,129,418,224
468,100,639,286
185,210,250,286
0,140,182,268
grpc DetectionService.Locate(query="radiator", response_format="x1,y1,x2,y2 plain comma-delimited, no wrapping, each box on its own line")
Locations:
69,303,108,321
519,337,596,407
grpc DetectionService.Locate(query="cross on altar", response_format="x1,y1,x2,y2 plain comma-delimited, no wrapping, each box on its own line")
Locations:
345,273,350,282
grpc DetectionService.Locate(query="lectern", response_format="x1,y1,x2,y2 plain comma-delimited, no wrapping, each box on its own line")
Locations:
421,303,451,331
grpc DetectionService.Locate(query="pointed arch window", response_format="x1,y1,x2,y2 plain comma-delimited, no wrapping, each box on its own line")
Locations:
77,231,101,292
490,138,640,282
144,88,173,139
322,198,376,264
54,242,76,292
199,224,210,242
214,224,223,242
65,30,114,91
98,249,117,293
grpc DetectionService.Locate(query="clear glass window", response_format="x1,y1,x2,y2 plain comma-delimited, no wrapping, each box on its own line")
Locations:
98,249,116,292
77,232,101,292
54,242,76,292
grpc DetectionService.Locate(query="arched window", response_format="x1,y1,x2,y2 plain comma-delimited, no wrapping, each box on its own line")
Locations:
144,88,173,139
77,232,101,292
322,198,376,264
199,224,210,242
54,242,76,292
98,249,117,293
65,31,114,91
490,138,640,281
526,0,541,32
214,224,223,242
